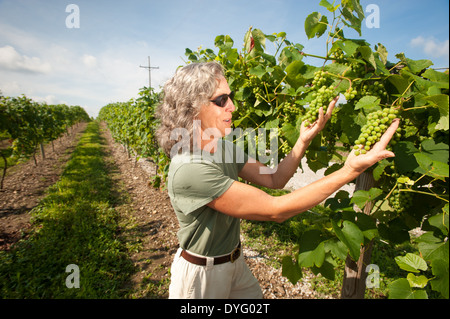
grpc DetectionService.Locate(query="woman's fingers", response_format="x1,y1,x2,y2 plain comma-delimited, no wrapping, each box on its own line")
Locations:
326,96,339,119
316,96,339,127
373,118,400,151
344,118,401,173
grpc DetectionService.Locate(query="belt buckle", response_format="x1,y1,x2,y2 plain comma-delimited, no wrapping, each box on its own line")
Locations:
230,246,241,263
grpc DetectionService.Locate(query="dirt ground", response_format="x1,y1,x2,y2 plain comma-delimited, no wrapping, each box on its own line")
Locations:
0,123,87,250
100,123,179,298
0,122,329,299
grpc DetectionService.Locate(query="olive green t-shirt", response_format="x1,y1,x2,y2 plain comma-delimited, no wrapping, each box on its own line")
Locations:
167,139,248,256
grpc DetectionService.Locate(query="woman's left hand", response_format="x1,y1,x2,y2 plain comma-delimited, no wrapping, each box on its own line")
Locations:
299,96,339,144
344,118,400,174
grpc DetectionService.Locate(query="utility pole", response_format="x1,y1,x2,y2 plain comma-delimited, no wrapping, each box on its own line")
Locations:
139,56,159,89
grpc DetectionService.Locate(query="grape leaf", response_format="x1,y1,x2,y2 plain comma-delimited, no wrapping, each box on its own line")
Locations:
281,123,299,147
297,230,326,268
358,46,377,70
332,219,364,261
414,152,449,180
405,58,433,74
319,0,340,12
311,260,335,280
430,258,449,298
420,139,449,163
417,232,448,262
350,188,383,209
281,256,302,285
422,68,449,84
354,95,381,111
249,65,267,79
386,74,411,95
407,273,429,289
393,141,419,174
422,94,449,130
305,12,328,39
395,253,428,273
388,279,428,299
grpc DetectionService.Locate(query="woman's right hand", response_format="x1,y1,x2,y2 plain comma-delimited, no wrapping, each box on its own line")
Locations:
343,118,400,174
299,96,339,145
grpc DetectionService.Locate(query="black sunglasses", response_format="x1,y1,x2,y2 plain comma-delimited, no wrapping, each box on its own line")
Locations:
210,91,235,107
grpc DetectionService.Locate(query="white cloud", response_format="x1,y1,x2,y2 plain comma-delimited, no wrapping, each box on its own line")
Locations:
0,17,181,117
82,54,97,68
410,36,449,59
0,80,21,95
0,45,51,73
32,94,68,105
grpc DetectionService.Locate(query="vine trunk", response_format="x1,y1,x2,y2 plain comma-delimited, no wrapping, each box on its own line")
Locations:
341,172,375,299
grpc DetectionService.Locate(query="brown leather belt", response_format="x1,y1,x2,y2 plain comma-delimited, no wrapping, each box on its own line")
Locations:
181,243,241,266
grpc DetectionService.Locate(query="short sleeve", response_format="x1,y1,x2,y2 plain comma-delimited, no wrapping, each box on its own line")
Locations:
170,162,235,215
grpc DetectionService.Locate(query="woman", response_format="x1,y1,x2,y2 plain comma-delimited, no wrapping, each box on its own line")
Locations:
156,62,399,299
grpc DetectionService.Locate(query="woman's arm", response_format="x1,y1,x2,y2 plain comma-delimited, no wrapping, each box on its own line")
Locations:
238,97,339,189
208,119,400,223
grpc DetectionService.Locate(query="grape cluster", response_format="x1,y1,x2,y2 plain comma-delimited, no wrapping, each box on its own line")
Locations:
303,85,336,126
332,48,366,77
359,81,388,100
345,81,388,103
280,139,292,156
302,70,337,125
351,63,365,76
331,48,369,78
344,87,358,101
322,116,338,155
277,125,293,157
389,184,413,212
249,75,263,96
352,107,399,155
312,70,328,87
330,48,344,61
282,101,302,120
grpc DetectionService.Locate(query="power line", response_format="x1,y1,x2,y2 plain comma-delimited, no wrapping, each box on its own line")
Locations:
139,56,159,89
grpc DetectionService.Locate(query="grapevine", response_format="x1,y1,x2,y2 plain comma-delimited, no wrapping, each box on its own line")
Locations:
98,0,448,300
0,94,90,189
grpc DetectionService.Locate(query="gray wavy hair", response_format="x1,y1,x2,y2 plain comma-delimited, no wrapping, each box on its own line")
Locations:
156,62,225,157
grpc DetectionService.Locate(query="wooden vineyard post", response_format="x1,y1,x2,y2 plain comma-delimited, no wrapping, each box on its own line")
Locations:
341,171,376,299
40,143,46,160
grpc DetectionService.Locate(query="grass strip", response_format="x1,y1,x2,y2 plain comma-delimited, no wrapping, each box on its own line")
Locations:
0,122,134,298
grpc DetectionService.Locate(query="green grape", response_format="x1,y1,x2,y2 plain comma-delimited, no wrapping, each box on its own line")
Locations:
352,106,400,155
280,140,292,155
281,101,303,126
389,183,413,213
358,80,388,102
301,70,339,126
344,87,358,101
351,63,365,76
330,48,344,61
312,70,327,87
302,84,336,126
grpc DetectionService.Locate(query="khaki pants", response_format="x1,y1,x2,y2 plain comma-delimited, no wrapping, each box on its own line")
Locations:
168,248,263,299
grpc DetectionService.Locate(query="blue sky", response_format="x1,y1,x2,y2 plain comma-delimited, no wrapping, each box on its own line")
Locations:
0,0,448,117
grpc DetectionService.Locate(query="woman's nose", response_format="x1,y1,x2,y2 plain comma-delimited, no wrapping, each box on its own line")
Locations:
225,98,236,112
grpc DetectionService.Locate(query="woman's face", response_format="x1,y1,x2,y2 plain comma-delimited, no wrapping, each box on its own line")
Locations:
197,76,235,147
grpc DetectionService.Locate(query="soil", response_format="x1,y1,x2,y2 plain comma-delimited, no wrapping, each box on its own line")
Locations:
0,122,331,299
0,123,87,250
